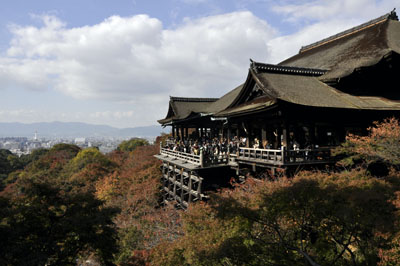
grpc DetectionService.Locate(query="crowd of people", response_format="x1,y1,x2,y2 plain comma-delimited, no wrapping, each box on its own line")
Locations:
161,133,327,165
163,136,278,158
164,136,241,157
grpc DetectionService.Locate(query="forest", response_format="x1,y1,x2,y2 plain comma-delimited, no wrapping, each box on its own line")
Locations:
2,119,400,265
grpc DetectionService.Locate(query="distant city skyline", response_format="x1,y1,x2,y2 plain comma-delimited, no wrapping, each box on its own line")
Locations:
0,121,167,138
0,0,398,128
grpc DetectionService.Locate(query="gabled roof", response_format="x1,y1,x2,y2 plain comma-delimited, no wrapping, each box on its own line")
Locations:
158,85,244,125
216,61,400,117
253,67,400,110
205,84,243,113
279,10,400,82
158,96,218,124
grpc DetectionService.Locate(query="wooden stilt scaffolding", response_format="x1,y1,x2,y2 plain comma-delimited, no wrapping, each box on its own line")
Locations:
161,161,204,209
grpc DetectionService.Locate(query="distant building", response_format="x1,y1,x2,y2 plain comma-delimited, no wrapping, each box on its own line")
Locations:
74,138,86,145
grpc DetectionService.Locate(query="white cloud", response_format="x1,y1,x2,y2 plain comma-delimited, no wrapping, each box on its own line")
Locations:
2,12,276,102
1,2,398,126
272,0,398,22
267,19,361,63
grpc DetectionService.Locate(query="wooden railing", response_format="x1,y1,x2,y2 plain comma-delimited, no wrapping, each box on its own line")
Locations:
160,145,332,167
160,147,203,166
237,147,332,165
238,147,284,164
284,148,331,164
203,153,230,165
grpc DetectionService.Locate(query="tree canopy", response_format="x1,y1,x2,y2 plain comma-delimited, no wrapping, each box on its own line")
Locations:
152,118,400,266
0,180,119,265
117,138,149,152
2,118,400,265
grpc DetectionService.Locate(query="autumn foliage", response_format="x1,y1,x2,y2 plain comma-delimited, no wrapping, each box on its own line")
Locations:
0,138,180,265
3,120,400,265
151,118,400,266
335,117,400,171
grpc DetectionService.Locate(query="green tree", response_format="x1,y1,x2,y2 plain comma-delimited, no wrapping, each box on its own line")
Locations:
0,179,119,265
0,149,28,189
50,143,81,156
334,118,400,175
0,149,15,187
18,148,49,167
117,138,149,152
153,171,397,266
68,147,114,172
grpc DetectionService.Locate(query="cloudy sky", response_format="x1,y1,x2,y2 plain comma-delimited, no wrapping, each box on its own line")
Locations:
0,0,398,128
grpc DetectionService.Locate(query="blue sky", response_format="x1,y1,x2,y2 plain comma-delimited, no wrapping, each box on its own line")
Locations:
0,0,398,128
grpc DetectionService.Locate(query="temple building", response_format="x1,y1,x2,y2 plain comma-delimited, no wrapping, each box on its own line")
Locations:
155,10,400,208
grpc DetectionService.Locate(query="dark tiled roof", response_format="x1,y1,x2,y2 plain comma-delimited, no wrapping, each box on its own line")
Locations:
299,10,398,53
158,97,218,124
254,70,400,109
169,96,218,102
251,61,327,76
216,60,400,117
280,11,400,81
205,84,243,113
216,98,276,117
158,85,243,125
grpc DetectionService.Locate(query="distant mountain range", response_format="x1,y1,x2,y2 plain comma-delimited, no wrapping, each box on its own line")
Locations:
0,122,169,138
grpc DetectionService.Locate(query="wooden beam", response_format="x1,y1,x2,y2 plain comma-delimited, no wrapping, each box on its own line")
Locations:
188,172,193,203
261,127,267,148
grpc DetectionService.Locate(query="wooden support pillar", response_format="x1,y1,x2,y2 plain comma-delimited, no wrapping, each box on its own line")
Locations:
163,163,167,202
261,127,267,148
180,168,184,202
308,122,315,146
282,122,290,163
197,178,202,200
188,172,193,203
200,128,204,138
310,123,316,146
181,127,185,140
172,165,177,199
200,150,204,168
282,126,289,148
172,126,176,138
185,127,189,139
275,125,281,149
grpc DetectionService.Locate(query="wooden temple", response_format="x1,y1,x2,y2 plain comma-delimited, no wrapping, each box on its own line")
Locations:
155,10,400,208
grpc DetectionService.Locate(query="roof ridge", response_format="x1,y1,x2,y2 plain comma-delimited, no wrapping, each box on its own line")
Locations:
299,9,398,54
170,96,218,102
250,60,327,76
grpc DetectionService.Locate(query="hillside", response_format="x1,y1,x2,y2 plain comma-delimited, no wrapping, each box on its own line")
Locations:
1,120,400,265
